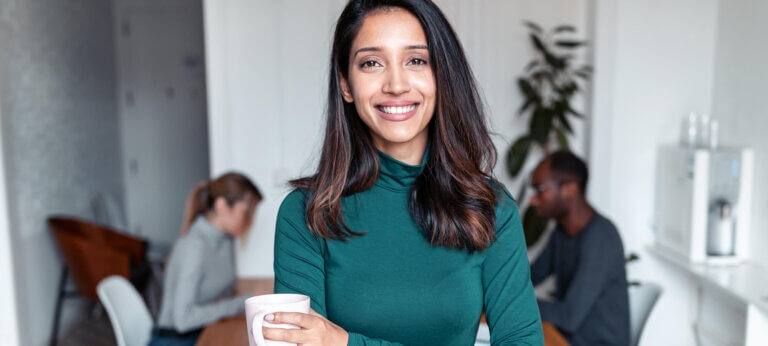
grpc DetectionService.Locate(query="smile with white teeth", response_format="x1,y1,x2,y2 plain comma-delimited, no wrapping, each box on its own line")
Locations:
378,104,417,114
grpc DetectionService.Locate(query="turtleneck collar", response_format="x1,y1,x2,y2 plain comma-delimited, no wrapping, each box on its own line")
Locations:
190,215,230,245
375,143,430,191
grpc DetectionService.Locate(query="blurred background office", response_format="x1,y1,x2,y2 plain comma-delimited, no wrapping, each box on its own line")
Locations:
0,0,766,345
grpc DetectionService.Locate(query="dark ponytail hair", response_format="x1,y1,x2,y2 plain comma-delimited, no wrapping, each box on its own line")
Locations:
292,0,503,252
180,172,262,236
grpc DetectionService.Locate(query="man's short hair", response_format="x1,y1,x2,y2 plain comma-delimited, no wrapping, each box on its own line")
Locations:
548,150,589,193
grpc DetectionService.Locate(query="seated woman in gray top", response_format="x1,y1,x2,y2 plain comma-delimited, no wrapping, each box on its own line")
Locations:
150,172,262,346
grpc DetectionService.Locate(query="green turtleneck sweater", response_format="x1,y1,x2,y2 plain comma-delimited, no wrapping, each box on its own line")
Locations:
273,149,543,345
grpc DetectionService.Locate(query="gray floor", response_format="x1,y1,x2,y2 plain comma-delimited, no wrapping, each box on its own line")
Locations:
58,311,116,346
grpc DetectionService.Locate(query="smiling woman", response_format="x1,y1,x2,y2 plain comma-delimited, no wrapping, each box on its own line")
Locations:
270,1,544,345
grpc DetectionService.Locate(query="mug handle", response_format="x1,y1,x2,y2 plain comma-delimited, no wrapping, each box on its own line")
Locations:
251,312,268,346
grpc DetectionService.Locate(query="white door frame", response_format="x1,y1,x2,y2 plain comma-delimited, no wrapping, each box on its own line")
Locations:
0,102,21,346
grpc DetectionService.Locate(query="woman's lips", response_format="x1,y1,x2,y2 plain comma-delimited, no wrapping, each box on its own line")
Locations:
375,103,419,121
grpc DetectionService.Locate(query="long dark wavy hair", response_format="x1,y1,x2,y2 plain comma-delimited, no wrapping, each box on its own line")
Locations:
292,0,503,252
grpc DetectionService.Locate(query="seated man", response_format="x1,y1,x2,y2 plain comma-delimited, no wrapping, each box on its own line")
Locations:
528,151,630,346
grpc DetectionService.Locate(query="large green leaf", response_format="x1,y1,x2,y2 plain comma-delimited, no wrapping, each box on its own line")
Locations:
505,136,531,177
544,52,566,70
530,33,549,56
523,206,549,247
567,106,584,118
557,82,579,97
525,60,540,72
524,21,543,34
530,108,553,145
574,70,591,80
518,96,537,116
517,78,536,98
555,40,587,48
554,25,576,33
557,111,574,134
554,127,570,150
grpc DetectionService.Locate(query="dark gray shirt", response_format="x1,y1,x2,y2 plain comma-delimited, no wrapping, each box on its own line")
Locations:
156,216,249,332
530,213,630,346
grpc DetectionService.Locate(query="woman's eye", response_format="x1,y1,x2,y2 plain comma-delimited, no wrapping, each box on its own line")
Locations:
360,60,381,68
409,58,428,66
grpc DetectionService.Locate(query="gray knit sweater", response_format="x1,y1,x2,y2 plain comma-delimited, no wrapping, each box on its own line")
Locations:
156,216,249,332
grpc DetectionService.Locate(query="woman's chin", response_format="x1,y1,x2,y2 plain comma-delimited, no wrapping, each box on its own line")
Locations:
374,133,421,146
370,125,429,147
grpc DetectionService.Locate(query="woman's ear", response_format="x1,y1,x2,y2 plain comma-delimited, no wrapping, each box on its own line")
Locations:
340,74,354,103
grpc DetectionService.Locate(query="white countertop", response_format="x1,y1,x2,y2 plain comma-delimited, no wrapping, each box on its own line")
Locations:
648,244,768,315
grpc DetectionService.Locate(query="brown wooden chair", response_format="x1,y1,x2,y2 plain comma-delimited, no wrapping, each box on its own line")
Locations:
48,216,148,346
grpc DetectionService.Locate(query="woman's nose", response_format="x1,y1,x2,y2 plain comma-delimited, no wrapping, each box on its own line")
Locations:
382,66,410,95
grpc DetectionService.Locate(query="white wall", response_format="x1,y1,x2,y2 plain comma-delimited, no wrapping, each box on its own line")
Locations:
204,0,349,278
710,0,768,270
204,0,590,277
0,0,123,344
434,0,590,186
115,0,210,246
588,0,720,345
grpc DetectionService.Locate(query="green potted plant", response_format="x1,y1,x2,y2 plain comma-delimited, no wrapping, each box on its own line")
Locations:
506,21,592,247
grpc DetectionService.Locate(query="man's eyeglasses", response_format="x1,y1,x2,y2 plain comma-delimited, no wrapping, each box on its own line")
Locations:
528,179,574,195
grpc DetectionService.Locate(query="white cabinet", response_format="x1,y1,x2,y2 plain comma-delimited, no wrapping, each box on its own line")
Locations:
651,245,768,346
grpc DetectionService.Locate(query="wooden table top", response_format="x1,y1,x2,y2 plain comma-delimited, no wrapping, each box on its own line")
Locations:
235,277,275,297
196,278,273,346
197,278,569,346
197,315,249,346
542,321,570,346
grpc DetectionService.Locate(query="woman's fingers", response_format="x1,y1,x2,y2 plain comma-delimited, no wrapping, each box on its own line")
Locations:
268,311,317,329
262,326,306,343
262,311,347,345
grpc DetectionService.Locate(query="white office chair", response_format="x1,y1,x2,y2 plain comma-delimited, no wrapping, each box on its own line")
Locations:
97,275,153,346
629,282,662,346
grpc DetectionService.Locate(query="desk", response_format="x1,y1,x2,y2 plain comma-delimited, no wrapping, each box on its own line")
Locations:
198,278,568,346
198,317,567,346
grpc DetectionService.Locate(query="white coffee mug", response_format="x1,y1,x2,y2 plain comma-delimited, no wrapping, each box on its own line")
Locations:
245,293,310,346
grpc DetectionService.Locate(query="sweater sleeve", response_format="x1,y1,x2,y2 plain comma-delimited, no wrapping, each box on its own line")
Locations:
273,191,405,346
169,239,247,332
482,189,544,346
273,191,328,315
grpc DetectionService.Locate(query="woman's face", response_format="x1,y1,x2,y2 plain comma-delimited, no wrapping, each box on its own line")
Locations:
216,193,259,238
341,8,436,152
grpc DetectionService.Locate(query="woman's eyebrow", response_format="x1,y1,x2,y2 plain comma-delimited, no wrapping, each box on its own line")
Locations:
405,45,428,51
353,44,429,58
354,46,382,58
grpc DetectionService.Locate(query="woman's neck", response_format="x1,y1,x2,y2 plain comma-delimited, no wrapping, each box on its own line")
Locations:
373,131,429,165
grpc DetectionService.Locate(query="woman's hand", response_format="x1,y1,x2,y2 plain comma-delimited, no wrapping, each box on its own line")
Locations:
263,308,349,346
